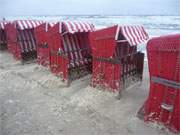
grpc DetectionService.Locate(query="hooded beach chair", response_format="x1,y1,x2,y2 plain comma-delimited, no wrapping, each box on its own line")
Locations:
48,21,94,85
35,22,57,67
90,25,149,93
5,20,43,62
138,34,180,133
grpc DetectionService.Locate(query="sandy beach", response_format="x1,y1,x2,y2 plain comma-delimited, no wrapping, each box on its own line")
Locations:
0,50,175,135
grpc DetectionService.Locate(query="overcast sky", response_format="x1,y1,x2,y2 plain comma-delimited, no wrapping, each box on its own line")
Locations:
1,0,180,16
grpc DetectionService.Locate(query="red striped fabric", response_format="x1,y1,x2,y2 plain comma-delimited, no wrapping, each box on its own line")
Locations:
28,29,36,50
59,21,94,68
15,20,44,30
18,30,36,53
0,21,8,29
116,25,149,46
61,34,91,68
66,34,76,67
61,21,94,34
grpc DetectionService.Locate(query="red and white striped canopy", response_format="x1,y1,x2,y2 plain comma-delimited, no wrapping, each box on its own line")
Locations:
116,25,149,46
0,21,8,29
15,20,44,30
61,21,94,34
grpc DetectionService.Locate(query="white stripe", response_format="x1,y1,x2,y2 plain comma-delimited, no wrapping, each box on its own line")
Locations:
24,30,31,52
31,21,36,29
115,25,120,40
36,21,40,26
45,23,48,32
18,21,24,30
70,22,78,33
122,26,133,45
63,22,69,33
49,22,56,27
26,20,31,29
74,22,81,32
22,20,29,29
0,22,5,29
74,34,83,59
26,30,33,51
59,22,62,33
18,31,24,53
76,22,83,32
138,26,147,42
65,22,73,33
70,35,80,66
129,26,138,45
84,22,91,31
21,31,29,52
63,21,94,33
75,35,82,58
133,26,143,44
139,26,148,42
86,22,93,31
126,26,137,45
79,22,87,32
134,26,143,43
31,29,37,50
66,35,74,61
33,21,39,28
33,21,38,27
26,21,33,30
1,21,8,29
38,21,42,25
28,30,36,50
65,35,75,67
137,26,146,43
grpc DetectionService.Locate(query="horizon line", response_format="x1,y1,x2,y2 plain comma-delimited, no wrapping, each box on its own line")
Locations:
2,14,180,17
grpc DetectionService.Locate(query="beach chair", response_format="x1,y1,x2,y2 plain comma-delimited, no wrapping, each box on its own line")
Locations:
5,20,43,62
90,25,149,93
138,34,180,133
35,22,56,67
48,21,94,85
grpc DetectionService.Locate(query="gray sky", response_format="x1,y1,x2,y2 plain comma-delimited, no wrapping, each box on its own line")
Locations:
1,0,180,16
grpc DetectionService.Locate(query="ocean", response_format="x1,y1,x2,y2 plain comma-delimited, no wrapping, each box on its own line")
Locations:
5,15,180,36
